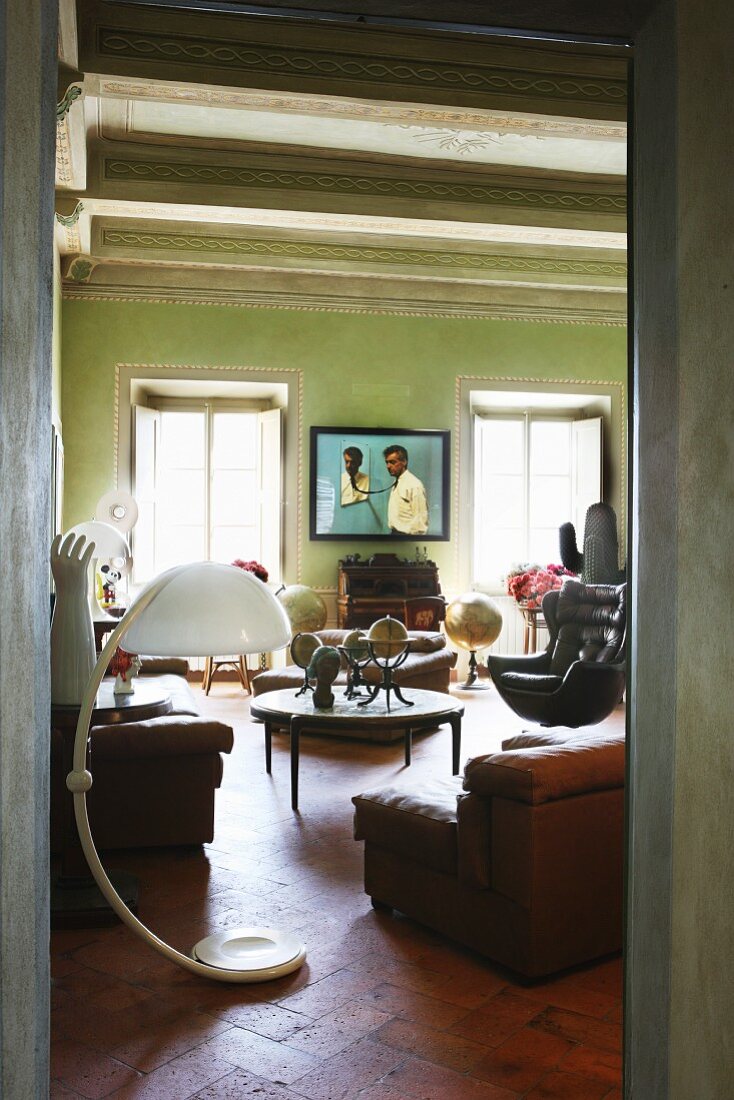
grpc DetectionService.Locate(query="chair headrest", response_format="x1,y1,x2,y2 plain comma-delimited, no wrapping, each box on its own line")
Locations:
546,579,626,673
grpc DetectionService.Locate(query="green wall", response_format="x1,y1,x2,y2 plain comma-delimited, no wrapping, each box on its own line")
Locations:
60,298,626,588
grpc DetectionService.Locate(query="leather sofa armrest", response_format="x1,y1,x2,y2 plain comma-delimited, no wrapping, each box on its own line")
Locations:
89,715,234,761
406,631,446,654
456,792,492,889
463,740,625,805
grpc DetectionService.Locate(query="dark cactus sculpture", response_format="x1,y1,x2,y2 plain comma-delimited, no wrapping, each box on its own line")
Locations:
559,502,626,585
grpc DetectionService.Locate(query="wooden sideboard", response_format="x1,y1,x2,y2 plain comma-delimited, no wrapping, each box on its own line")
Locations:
337,553,442,629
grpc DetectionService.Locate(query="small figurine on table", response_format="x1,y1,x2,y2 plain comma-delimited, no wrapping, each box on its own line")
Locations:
109,647,142,695
307,645,341,709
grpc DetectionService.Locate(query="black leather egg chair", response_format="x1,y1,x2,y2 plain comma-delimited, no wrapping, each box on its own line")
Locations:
487,579,626,728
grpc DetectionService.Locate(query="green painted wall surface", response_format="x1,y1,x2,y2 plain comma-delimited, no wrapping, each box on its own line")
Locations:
52,246,62,432
61,299,625,587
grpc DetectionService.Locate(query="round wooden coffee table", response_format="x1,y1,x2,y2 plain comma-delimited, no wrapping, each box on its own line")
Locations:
250,688,464,811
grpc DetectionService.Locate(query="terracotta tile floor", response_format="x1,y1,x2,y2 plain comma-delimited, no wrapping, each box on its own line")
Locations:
51,682,625,1099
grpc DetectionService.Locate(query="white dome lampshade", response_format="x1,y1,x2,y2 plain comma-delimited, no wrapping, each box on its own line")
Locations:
122,562,292,657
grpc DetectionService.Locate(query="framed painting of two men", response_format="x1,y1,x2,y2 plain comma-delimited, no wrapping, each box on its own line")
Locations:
310,426,450,541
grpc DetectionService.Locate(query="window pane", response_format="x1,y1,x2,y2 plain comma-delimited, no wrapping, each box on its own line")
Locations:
211,470,258,526
155,525,206,573
160,411,205,468
485,474,524,528
158,469,206,525
212,526,259,564
530,421,571,475
529,475,571,528
481,419,525,475
529,527,563,566
482,530,525,581
212,412,257,469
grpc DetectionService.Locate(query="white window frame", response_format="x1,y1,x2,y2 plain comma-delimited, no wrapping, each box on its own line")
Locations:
457,378,623,597
473,410,581,588
117,364,299,586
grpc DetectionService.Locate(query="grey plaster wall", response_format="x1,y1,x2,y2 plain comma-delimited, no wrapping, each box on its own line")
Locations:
628,0,734,1095
0,0,57,1094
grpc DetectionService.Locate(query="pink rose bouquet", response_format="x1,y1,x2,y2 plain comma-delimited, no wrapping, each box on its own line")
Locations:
232,559,269,583
506,563,575,609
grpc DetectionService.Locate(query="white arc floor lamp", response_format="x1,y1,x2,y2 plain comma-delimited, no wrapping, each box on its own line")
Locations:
67,559,306,983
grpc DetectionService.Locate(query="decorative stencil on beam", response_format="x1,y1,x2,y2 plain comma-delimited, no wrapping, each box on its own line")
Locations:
99,228,627,279
102,158,627,215
96,28,627,113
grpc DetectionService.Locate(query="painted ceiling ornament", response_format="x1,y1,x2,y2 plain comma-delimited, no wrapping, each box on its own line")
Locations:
67,256,96,284
399,125,545,156
56,82,83,123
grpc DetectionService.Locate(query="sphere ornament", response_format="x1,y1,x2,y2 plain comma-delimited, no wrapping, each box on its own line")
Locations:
277,585,327,635
445,592,503,690
367,616,409,660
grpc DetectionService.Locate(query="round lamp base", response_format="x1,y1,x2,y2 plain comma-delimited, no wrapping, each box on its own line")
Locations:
191,927,306,981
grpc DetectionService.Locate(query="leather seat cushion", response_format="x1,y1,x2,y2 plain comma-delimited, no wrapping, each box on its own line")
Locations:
353,777,462,875
500,672,564,694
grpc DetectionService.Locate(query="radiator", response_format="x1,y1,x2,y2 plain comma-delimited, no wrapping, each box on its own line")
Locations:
486,595,549,657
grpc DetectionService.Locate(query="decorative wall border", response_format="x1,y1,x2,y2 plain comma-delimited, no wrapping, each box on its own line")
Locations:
63,285,627,326
113,362,304,581
453,375,627,591
95,26,627,114
102,156,627,218
99,228,627,279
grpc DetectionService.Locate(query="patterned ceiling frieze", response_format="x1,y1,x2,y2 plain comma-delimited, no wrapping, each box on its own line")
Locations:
101,156,626,219
97,80,626,141
96,29,627,114
100,227,627,279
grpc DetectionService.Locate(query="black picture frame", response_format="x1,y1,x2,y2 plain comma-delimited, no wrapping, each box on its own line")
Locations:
310,426,450,541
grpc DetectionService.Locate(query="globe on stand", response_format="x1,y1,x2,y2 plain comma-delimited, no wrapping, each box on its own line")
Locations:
444,593,503,690
277,585,328,635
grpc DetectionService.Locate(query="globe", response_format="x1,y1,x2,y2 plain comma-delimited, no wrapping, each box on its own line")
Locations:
444,593,503,653
367,616,409,660
277,585,328,635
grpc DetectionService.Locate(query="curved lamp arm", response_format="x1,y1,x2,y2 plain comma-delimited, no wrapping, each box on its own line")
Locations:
67,565,301,983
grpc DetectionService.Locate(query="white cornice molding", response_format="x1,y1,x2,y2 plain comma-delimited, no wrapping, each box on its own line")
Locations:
62,281,626,325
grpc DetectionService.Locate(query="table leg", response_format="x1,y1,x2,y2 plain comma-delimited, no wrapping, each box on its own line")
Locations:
404,728,412,767
523,615,530,655
290,718,301,812
529,616,537,654
449,713,462,775
264,722,272,773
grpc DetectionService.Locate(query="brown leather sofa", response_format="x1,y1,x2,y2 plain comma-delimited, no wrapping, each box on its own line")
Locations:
353,727,624,977
51,658,234,851
252,629,457,742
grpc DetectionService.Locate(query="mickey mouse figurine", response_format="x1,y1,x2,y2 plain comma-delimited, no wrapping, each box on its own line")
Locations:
100,563,122,609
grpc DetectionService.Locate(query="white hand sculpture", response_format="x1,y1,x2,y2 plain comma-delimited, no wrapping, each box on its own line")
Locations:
50,532,98,705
